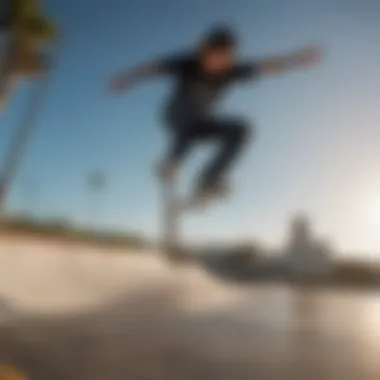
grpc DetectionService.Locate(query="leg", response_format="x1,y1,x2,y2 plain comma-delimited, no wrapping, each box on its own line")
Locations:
158,121,199,179
161,126,199,260
162,96,208,170
167,128,196,166
0,1,13,30
197,117,251,191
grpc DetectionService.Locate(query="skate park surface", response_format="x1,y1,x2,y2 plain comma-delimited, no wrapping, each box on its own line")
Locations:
0,237,379,380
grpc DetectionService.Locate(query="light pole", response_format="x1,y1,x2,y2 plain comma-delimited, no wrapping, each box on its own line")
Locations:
86,170,107,229
21,176,39,217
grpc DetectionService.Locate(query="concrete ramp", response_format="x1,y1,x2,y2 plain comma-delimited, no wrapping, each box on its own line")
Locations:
0,238,379,380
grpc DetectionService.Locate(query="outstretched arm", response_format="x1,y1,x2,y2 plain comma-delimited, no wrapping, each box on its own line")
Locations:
108,60,164,94
256,45,322,76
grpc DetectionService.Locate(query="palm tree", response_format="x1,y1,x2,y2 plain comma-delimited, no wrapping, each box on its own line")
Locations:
1,0,57,107
0,52,55,216
0,0,58,216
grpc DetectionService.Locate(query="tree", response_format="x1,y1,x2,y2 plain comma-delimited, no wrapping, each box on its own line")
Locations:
0,0,58,214
1,0,58,108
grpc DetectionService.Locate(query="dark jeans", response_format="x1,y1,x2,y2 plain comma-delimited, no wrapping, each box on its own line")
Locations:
166,116,251,189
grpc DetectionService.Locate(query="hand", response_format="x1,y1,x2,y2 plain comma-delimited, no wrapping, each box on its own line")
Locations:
293,45,323,67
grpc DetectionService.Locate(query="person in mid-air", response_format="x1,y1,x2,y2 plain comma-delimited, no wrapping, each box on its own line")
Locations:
109,25,322,203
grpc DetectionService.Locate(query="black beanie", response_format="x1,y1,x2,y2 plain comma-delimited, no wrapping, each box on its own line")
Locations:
202,25,237,49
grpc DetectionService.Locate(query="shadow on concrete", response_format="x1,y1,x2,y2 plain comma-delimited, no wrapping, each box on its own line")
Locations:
0,281,380,380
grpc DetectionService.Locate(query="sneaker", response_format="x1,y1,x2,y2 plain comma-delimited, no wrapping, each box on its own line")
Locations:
191,182,230,205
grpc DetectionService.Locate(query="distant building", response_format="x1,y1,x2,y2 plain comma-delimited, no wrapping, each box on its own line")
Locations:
283,215,332,278
199,214,333,281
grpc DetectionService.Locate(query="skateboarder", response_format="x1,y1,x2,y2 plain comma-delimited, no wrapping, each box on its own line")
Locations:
109,25,322,203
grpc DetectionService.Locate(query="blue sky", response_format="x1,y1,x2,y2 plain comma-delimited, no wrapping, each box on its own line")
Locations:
1,0,380,255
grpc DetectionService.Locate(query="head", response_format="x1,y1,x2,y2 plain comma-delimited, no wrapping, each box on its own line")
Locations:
198,26,237,74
